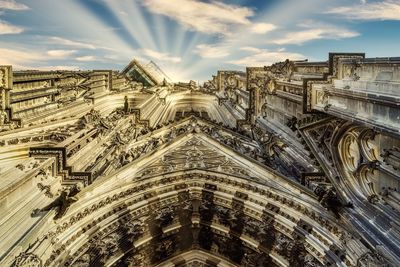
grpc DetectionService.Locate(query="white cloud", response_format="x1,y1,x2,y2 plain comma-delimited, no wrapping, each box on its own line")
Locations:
270,21,359,45
0,0,29,10
140,48,181,63
48,36,115,51
49,37,97,50
141,0,255,35
0,20,23,34
194,44,230,58
228,47,306,67
76,55,97,62
326,0,400,20
0,48,79,70
250,23,277,34
47,50,77,58
28,65,80,71
1,47,82,65
104,54,122,61
240,46,262,53
0,48,41,66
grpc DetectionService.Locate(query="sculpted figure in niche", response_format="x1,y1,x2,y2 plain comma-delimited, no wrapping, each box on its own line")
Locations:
215,206,233,227
274,233,291,256
126,252,146,267
124,219,145,241
154,239,175,262
155,206,175,228
98,232,121,258
0,110,8,126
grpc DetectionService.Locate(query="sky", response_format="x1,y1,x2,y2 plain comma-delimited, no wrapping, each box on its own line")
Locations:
0,0,399,82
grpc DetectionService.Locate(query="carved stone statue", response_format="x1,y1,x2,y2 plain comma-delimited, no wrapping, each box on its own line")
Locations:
155,206,175,228
315,186,353,218
123,95,130,113
0,110,8,126
31,185,80,220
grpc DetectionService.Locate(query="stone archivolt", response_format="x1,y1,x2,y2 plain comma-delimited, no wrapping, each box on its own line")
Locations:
0,54,399,266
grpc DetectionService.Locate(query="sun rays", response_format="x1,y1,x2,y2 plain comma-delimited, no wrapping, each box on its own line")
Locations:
1,0,399,82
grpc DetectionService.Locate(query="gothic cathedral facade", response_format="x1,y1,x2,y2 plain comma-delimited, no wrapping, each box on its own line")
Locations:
0,53,399,266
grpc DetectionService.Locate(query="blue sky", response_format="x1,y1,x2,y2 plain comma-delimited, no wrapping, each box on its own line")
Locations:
0,0,399,82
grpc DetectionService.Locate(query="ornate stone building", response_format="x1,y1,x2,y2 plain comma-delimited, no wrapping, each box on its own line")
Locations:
0,53,399,266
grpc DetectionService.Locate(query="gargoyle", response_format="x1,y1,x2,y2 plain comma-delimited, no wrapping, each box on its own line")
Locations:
31,185,80,220
315,186,353,218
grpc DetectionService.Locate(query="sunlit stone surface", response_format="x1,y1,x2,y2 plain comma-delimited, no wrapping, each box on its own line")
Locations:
0,53,399,266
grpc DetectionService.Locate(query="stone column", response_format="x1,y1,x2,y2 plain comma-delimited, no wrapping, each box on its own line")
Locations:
0,66,12,126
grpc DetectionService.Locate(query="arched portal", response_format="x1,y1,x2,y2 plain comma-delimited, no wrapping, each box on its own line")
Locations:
12,129,379,267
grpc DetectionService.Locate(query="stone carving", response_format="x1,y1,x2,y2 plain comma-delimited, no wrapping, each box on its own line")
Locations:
37,183,53,198
303,254,323,267
316,90,329,106
242,248,264,267
31,185,80,220
347,60,361,81
16,163,25,171
136,136,250,178
125,252,146,267
274,233,292,256
95,232,121,261
81,109,102,126
286,116,298,131
381,148,400,171
287,239,307,267
357,251,389,267
215,206,233,227
73,254,90,267
155,206,175,228
308,120,342,164
12,252,42,267
273,233,310,266
314,185,353,218
73,234,118,266
123,95,130,113
265,59,295,81
0,110,8,126
267,78,276,94
202,80,217,92
0,68,6,88
153,239,175,262
123,219,145,241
